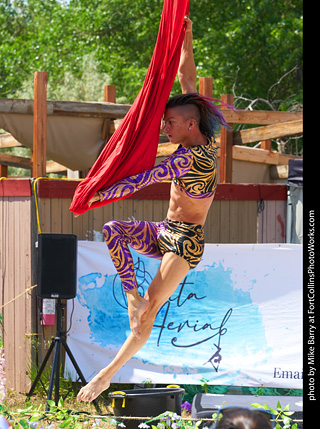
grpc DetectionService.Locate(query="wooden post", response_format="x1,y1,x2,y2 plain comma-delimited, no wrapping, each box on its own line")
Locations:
0,164,8,177
199,77,213,98
102,85,117,140
104,84,116,103
261,139,272,151
219,94,234,183
32,72,47,178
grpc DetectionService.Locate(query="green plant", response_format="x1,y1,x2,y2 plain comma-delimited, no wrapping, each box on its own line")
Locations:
0,396,119,428
255,384,264,396
251,401,298,429
200,378,209,394
146,411,201,429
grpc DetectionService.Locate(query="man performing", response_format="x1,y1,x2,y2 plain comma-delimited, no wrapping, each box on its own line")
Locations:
77,17,229,403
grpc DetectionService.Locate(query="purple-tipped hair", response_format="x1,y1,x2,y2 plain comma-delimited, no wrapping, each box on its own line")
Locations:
166,93,233,137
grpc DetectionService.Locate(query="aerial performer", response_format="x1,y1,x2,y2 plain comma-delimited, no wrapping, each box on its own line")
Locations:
74,1,230,403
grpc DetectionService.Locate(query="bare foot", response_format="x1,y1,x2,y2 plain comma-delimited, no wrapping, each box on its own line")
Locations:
126,290,149,339
77,370,110,402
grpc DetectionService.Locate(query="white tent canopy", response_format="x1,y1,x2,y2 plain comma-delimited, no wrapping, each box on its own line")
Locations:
0,98,130,171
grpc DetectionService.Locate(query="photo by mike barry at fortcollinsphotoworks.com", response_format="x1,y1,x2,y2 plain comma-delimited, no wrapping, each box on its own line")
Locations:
306,209,316,404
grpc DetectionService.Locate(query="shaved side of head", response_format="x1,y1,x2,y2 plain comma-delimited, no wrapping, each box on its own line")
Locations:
172,104,201,125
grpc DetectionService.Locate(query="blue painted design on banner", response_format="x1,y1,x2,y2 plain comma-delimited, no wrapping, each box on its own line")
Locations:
76,249,271,379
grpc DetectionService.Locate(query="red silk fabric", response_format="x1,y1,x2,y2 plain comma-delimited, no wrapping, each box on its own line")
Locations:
70,0,190,215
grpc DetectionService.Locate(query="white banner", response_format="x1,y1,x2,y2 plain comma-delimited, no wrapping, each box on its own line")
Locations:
66,242,302,389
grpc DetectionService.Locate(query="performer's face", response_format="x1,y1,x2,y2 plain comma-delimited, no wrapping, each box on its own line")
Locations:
161,107,191,144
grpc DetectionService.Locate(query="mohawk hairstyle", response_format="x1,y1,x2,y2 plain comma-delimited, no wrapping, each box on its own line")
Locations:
165,93,232,138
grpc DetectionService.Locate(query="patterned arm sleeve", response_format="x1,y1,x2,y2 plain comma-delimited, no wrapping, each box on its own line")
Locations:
99,146,193,201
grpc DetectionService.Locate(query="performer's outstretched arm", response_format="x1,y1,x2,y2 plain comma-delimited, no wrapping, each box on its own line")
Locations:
178,17,197,94
89,147,192,205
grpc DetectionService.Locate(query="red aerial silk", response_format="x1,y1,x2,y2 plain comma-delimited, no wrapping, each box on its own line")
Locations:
70,0,190,215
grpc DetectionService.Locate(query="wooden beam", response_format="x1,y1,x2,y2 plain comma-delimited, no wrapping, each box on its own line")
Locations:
0,153,68,175
157,141,299,166
220,109,302,125
0,98,130,119
0,178,32,196
232,145,299,165
0,153,31,169
220,94,234,183
233,119,303,145
0,98,302,124
35,179,286,201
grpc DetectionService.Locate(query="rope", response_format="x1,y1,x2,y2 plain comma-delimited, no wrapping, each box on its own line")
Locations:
0,285,37,310
33,177,47,234
32,176,83,234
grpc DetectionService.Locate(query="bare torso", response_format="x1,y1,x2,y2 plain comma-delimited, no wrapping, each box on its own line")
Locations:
166,181,215,225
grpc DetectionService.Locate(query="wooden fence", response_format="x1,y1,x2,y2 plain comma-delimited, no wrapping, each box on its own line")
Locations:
36,180,286,243
0,180,36,393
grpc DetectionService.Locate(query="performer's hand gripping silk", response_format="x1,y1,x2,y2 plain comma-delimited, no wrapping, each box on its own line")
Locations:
77,17,229,403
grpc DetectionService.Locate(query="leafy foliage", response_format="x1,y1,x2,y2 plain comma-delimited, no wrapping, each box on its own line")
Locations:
0,396,119,428
1,0,303,104
251,401,298,429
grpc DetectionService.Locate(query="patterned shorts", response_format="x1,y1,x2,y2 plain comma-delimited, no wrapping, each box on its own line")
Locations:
157,218,205,269
103,217,205,291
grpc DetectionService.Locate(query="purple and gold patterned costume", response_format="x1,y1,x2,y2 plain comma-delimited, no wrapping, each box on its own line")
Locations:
100,137,217,291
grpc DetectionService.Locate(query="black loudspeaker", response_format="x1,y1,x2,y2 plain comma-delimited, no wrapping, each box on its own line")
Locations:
37,233,77,299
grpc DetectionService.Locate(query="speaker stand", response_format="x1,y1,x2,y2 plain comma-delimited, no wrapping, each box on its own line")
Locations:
27,299,101,413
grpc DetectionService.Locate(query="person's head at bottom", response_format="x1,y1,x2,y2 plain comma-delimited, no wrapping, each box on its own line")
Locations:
215,407,274,429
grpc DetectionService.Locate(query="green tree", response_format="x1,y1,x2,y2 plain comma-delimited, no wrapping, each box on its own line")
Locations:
189,0,303,102
0,0,24,96
1,0,303,105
